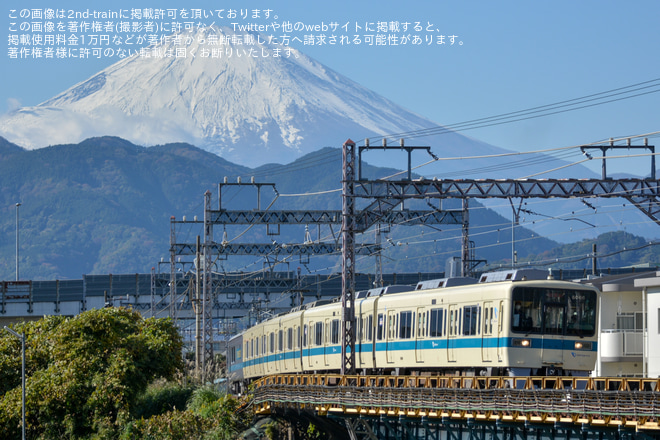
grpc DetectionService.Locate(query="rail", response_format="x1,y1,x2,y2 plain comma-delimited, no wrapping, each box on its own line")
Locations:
248,374,660,431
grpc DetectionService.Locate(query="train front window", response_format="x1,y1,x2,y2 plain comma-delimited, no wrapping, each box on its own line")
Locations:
512,287,597,336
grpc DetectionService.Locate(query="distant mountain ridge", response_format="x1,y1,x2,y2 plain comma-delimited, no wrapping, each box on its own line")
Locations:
0,135,574,280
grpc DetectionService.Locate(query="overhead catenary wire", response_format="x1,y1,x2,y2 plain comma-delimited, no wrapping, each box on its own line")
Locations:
220,77,660,184
179,78,660,286
373,78,660,143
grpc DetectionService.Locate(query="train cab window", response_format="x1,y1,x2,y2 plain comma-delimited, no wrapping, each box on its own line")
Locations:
366,315,373,341
314,322,323,346
377,313,385,340
331,319,340,344
512,287,596,336
399,311,414,339
429,308,443,337
463,305,480,336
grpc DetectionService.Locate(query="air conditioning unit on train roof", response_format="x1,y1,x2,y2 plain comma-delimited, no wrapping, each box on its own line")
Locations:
415,277,479,291
304,299,333,309
361,285,413,297
478,269,549,283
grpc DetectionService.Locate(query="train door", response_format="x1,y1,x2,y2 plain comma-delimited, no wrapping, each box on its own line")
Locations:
386,311,397,364
541,302,565,368
299,325,306,371
284,327,292,372
275,330,282,373
415,307,425,363
481,302,495,362
307,322,314,368
497,301,504,361
324,318,331,367
447,305,458,362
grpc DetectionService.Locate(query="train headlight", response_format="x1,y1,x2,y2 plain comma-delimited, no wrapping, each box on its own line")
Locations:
574,341,592,350
513,338,531,347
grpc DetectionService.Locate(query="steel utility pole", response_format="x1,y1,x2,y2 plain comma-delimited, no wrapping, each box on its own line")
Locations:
15,202,20,281
341,139,356,375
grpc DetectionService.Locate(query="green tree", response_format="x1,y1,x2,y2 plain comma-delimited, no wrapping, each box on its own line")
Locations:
122,387,250,440
0,307,183,440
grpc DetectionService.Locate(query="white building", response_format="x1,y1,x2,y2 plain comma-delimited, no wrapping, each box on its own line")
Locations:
633,272,660,377
584,272,651,377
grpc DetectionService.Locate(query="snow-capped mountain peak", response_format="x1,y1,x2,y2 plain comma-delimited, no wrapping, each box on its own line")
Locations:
3,25,480,166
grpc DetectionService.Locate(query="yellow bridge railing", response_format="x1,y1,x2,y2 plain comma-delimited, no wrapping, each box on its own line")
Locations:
248,374,660,431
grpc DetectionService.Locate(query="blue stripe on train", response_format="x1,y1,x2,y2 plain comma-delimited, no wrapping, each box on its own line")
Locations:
240,337,597,368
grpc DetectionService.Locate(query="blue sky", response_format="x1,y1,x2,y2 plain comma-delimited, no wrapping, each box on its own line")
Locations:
2,0,659,175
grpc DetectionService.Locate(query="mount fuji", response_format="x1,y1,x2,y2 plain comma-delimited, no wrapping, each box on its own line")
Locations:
2,25,530,170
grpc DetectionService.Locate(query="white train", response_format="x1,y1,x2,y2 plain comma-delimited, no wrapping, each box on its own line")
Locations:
227,269,599,393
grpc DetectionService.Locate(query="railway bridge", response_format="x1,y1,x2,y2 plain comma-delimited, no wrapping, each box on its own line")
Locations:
248,373,660,439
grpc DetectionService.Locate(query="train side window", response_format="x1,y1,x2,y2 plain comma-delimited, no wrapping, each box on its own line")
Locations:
315,322,323,346
270,333,275,354
296,326,300,349
331,319,340,344
388,314,396,340
399,311,413,339
483,308,491,335
458,311,462,335
357,317,363,341
429,308,443,337
448,310,452,336
463,305,480,336
287,328,293,350
263,335,267,355
302,325,307,348
377,313,384,340
449,309,455,336
442,309,449,334
366,315,373,341
418,310,425,338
